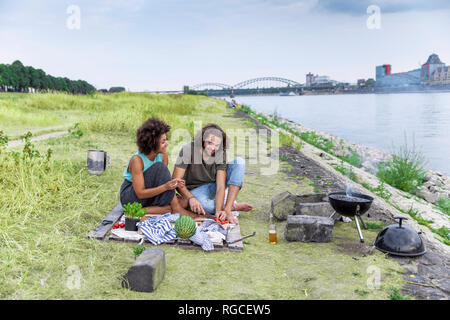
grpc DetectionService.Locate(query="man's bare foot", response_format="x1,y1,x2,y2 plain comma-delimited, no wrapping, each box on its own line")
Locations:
232,202,253,212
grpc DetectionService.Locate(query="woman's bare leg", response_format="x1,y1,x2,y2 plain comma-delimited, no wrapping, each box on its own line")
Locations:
142,206,172,214
177,194,189,209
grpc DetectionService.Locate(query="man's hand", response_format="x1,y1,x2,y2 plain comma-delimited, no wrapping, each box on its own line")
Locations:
215,210,227,221
223,208,239,224
217,210,239,225
189,197,206,215
226,213,239,224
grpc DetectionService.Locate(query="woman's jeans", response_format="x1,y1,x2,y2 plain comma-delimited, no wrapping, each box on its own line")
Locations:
189,157,245,214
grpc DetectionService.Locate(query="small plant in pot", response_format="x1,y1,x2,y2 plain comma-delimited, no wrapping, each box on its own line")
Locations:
123,202,146,231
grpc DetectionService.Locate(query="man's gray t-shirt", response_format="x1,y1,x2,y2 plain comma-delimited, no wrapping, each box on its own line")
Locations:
175,142,227,190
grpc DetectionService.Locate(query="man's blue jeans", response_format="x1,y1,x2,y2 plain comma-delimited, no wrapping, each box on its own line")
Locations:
190,157,245,214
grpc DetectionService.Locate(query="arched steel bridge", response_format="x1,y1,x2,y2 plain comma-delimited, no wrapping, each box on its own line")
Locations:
191,77,303,90
190,82,232,90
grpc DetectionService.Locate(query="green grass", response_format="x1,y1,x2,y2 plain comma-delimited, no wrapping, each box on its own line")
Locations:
389,287,411,300
0,93,92,139
338,147,362,168
365,221,384,230
376,137,426,194
279,132,303,150
240,105,365,171
0,130,8,147
0,93,409,299
436,197,450,216
133,246,146,258
368,182,392,202
300,131,335,153
354,289,369,297
400,207,449,246
333,161,357,182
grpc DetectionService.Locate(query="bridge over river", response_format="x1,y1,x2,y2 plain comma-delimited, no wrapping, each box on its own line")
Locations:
187,77,309,96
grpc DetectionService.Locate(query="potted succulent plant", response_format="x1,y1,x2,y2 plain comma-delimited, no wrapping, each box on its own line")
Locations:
123,202,146,231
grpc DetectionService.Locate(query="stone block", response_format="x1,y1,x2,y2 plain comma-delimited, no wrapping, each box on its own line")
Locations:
295,202,336,218
122,248,166,292
271,191,296,221
294,193,327,205
284,215,334,242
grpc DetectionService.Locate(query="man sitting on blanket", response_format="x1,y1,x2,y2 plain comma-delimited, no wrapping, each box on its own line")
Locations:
173,123,253,224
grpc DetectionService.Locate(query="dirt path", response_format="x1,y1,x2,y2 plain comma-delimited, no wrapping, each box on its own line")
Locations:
7,131,68,148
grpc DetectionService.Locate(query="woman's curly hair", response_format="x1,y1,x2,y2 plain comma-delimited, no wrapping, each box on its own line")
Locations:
136,118,170,154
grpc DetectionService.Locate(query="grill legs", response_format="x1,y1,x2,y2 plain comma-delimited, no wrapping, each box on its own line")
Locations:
359,215,368,230
354,216,364,243
331,211,367,243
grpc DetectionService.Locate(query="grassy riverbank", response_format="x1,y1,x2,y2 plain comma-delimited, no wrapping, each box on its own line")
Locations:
0,92,408,299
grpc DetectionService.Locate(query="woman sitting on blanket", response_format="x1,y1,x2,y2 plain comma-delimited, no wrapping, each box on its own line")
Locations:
119,117,211,222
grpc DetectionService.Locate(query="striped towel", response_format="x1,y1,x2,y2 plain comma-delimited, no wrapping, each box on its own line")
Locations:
137,213,180,245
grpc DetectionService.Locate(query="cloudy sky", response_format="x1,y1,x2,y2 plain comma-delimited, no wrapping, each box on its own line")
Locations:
0,0,449,91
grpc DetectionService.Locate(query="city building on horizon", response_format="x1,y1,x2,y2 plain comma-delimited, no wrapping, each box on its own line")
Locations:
305,73,337,87
422,54,450,86
376,53,450,88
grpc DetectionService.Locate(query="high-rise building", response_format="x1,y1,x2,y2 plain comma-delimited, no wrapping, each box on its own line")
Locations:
305,72,314,87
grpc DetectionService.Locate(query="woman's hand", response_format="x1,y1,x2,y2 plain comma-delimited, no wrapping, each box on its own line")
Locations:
188,197,206,215
164,179,179,191
176,178,185,188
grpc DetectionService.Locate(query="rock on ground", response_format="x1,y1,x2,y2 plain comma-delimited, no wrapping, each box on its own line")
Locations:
284,215,334,242
122,248,166,292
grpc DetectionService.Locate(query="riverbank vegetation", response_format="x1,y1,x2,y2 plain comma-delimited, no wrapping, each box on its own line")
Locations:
376,137,427,194
437,197,450,216
240,104,362,168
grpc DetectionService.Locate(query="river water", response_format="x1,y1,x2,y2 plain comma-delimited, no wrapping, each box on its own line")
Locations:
232,92,450,176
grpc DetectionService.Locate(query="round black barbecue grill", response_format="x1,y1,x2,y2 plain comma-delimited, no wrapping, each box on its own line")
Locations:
328,192,374,243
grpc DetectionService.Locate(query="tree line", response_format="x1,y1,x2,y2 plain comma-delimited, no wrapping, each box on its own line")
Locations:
0,60,96,94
